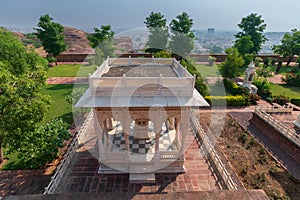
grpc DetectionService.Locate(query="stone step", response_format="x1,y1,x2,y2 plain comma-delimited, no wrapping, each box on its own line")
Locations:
129,173,155,184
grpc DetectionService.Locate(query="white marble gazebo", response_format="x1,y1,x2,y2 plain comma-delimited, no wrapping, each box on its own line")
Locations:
75,57,209,182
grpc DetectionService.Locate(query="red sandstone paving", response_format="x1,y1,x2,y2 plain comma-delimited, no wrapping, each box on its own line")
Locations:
46,77,88,84
56,132,219,194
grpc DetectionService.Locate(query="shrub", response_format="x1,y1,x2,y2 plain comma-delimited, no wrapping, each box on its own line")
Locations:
282,73,300,87
181,58,209,96
291,98,300,106
252,78,272,99
254,57,263,66
263,57,270,68
153,50,172,58
223,79,249,96
297,56,300,67
249,93,261,105
208,56,216,66
205,95,248,106
272,95,290,106
270,58,277,66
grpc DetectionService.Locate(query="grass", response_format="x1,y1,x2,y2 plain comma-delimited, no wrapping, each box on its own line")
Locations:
47,64,96,77
270,84,300,99
195,64,220,78
41,84,74,124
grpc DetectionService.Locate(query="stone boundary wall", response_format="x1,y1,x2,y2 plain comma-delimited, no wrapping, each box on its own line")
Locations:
55,53,298,63
252,114,300,163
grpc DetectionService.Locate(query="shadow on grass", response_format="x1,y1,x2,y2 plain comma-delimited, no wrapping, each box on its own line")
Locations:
45,84,74,91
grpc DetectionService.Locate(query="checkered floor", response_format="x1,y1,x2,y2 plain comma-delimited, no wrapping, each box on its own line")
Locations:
108,121,177,154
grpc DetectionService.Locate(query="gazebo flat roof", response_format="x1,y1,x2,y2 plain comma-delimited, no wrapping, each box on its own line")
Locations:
102,64,178,77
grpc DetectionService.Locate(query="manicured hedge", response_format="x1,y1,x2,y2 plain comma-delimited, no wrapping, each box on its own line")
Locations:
223,79,249,95
291,98,300,106
205,95,248,106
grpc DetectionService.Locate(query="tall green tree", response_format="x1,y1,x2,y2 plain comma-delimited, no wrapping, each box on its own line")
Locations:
220,48,245,79
235,13,267,54
144,12,169,53
88,25,115,65
272,29,300,66
35,14,67,64
0,28,50,163
169,12,196,57
234,35,254,65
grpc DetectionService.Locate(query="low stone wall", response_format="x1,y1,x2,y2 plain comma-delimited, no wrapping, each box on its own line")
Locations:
252,113,300,163
55,53,298,63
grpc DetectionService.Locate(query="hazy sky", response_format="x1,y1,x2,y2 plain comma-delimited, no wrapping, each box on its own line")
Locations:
1,0,299,32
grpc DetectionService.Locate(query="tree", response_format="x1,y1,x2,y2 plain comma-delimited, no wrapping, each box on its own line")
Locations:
220,48,245,79
0,28,50,163
88,25,115,62
144,12,169,53
235,13,267,54
169,12,196,57
272,29,300,66
234,36,254,55
35,14,67,64
15,118,70,169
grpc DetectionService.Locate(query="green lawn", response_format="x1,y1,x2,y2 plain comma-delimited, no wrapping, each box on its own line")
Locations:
41,84,74,124
195,64,220,77
47,64,96,77
270,84,300,99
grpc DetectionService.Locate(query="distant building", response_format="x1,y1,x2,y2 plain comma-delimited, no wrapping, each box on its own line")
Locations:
207,28,215,34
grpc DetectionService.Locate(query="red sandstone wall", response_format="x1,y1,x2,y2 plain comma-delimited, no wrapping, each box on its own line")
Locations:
55,53,298,63
252,114,300,164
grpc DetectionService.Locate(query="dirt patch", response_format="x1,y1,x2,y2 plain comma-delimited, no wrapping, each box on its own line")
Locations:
199,112,300,200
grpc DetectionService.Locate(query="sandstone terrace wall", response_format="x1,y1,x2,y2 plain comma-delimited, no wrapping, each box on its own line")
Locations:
55,53,298,63
251,113,300,163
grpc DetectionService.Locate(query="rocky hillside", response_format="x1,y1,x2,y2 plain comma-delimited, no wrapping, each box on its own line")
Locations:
15,26,134,56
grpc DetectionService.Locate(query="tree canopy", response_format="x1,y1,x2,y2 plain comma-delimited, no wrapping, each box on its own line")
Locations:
0,28,50,163
169,12,196,57
235,13,267,54
219,47,245,79
35,14,67,60
272,29,300,66
144,12,169,53
88,25,115,65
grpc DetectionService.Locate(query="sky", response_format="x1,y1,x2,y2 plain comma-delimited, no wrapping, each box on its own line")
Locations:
0,0,299,32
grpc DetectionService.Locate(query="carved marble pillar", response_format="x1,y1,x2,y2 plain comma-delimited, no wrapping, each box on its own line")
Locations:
168,117,175,130
107,117,114,130
154,121,163,152
175,117,181,146
179,108,190,154
103,118,109,150
122,114,131,152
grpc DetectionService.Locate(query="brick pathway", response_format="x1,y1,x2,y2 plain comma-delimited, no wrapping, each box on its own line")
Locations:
267,73,285,84
56,131,219,194
47,77,88,84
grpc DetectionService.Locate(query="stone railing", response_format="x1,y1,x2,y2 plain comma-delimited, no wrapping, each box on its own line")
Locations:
254,106,300,147
43,110,93,194
256,105,293,113
190,110,238,190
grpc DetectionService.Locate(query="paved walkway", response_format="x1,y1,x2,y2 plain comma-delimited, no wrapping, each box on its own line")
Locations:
47,77,88,84
56,131,219,194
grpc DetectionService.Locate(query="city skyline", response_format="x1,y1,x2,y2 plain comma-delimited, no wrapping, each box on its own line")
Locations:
1,0,300,33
